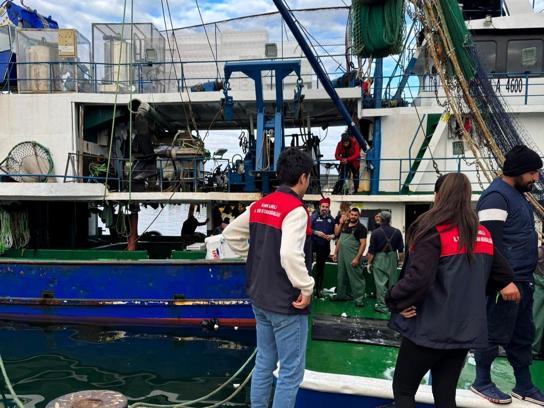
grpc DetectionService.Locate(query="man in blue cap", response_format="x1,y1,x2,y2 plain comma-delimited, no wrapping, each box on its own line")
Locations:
472,145,544,405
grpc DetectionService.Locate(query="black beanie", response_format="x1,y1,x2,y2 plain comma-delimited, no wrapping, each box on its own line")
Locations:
503,145,542,176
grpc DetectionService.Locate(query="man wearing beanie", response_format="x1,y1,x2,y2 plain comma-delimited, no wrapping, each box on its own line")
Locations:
472,145,544,405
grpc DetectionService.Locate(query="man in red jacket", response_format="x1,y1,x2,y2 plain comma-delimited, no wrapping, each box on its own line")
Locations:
334,132,361,194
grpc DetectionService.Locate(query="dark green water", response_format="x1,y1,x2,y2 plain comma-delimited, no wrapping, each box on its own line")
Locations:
0,323,255,407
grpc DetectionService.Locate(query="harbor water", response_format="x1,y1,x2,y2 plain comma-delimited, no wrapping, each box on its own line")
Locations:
0,322,254,407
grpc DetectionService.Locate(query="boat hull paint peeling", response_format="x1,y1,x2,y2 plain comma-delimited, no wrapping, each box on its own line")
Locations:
0,260,254,327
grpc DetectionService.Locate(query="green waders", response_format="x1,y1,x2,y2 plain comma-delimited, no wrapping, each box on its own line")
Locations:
533,272,544,355
372,251,398,309
336,231,366,305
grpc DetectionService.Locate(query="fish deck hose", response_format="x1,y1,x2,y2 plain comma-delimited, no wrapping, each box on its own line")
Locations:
0,349,256,408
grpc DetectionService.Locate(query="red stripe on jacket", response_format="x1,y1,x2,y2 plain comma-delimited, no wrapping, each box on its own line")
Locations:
437,224,494,257
250,191,311,235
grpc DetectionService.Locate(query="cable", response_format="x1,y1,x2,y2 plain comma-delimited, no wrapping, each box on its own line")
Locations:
128,0,134,204
129,349,256,408
164,0,201,137
160,0,193,135
103,0,129,201
194,0,221,80
0,354,24,408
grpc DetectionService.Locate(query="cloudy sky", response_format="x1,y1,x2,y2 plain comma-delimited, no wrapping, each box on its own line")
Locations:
26,0,351,39
23,0,542,38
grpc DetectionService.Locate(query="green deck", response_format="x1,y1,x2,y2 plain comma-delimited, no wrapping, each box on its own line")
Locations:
1,248,149,260
307,298,544,391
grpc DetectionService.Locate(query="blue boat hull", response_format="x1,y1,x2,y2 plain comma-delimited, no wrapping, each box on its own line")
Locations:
0,260,254,327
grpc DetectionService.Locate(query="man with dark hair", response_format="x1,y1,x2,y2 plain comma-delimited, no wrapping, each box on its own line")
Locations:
334,132,361,194
332,207,368,306
310,197,335,298
472,145,544,404
222,147,315,408
367,210,404,314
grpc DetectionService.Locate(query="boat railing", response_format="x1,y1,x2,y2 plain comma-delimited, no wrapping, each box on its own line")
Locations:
2,54,360,95
318,156,497,194
0,153,531,195
4,57,544,106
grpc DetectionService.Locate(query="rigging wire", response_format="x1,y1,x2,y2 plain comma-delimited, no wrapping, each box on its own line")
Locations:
103,0,129,201
164,0,201,137
128,0,134,205
298,19,347,74
194,0,222,80
160,0,193,135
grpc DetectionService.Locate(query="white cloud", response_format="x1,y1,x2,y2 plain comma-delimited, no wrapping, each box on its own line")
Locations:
24,0,348,40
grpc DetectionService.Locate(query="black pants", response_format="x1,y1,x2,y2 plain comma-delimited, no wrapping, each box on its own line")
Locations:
474,281,534,390
338,163,359,192
313,246,329,296
393,337,468,408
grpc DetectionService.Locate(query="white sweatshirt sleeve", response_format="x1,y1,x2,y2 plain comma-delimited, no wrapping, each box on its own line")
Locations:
222,205,251,258
280,206,315,296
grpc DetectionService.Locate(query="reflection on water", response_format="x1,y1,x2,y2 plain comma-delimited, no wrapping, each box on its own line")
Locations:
0,323,254,407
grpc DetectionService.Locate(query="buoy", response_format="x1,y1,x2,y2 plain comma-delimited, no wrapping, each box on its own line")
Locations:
46,390,127,408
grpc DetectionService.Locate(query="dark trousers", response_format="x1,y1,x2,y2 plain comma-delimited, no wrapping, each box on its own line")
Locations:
338,163,359,192
474,281,535,391
393,337,468,408
313,246,329,296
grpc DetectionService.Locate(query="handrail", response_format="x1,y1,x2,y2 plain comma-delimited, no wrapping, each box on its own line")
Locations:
6,57,544,106
0,155,509,195
407,113,427,170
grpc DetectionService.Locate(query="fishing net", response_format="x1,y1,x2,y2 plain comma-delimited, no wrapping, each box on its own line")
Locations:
0,141,54,182
438,0,475,80
424,0,544,207
351,0,405,58
0,208,30,254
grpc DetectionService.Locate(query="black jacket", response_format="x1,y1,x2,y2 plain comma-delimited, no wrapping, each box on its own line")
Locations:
386,224,513,349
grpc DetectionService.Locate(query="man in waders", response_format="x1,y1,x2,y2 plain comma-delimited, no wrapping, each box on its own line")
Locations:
472,145,544,405
332,207,367,306
367,210,404,314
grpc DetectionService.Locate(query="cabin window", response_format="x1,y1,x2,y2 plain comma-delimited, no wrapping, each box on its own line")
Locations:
474,41,497,73
507,40,543,73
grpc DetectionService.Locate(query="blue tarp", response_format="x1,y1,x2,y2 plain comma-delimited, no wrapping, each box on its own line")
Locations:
0,49,16,85
5,1,58,29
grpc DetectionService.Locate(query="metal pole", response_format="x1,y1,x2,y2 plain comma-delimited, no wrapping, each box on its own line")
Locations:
272,0,368,151
370,58,383,194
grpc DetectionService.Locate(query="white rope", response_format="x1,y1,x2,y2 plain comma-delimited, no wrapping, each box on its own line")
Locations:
0,354,25,408
0,209,13,254
129,348,256,408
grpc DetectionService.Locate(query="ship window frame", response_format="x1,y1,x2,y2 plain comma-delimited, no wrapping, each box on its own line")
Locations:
474,40,497,74
506,39,543,74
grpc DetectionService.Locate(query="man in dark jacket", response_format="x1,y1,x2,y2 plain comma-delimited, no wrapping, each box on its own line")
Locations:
310,197,335,298
472,145,544,404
